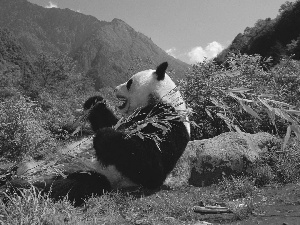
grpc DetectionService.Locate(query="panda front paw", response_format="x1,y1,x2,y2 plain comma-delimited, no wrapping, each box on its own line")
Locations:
84,96,119,132
83,96,105,110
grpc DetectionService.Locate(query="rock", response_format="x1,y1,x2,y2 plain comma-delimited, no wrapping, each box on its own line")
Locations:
59,136,94,157
165,132,280,187
16,161,45,176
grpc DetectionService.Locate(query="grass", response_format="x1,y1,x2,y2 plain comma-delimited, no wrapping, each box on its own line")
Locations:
1,137,299,225
1,118,300,224
0,177,260,225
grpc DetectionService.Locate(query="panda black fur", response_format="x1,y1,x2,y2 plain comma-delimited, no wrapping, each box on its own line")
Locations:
3,62,190,206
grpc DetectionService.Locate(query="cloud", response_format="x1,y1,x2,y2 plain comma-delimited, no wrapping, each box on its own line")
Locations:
45,1,58,8
187,46,207,64
166,47,177,58
70,8,81,13
206,41,224,58
188,41,224,64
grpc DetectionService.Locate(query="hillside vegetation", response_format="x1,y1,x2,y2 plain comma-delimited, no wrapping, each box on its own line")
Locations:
182,53,300,141
1,1,300,224
216,0,300,65
1,51,300,224
0,0,189,89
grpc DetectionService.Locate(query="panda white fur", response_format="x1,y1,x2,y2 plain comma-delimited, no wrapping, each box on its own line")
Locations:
5,62,190,206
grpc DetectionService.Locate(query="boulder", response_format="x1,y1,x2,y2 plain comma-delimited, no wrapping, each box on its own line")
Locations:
165,132,280,188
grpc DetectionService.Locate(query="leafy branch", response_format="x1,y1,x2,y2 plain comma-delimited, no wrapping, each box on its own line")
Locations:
181,52,300,147
208,86,300,150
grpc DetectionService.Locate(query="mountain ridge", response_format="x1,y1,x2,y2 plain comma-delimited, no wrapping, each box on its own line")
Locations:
0,0,189,88
215,0,300,65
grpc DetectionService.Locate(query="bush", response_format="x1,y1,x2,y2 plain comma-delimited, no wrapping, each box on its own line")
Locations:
181,53,300,142
0,96,56,160
271,56,300,107
257,138,300,184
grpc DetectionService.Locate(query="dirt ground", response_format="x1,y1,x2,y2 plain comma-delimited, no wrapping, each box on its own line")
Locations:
195,183,300,225
234,183,300,225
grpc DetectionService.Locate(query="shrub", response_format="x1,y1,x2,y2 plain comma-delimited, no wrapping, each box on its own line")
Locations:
181,53,300,143
0,96,56,160
257,138,300,184
271,56,300,107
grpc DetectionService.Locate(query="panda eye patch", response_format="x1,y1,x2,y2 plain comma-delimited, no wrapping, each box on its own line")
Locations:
126,79,133,90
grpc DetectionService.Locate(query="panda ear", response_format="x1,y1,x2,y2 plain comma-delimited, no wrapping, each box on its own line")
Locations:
155,62,168,81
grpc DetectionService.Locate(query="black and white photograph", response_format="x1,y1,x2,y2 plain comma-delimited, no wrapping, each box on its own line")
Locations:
0,0,300,224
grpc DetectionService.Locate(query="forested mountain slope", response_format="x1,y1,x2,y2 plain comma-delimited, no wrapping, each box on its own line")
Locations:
0,0,189,88
216,0,300,64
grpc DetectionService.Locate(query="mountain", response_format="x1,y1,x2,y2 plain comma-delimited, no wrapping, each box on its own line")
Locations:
0,0,189,89
0,28,35,94
0,28,33,73
215,0,300,65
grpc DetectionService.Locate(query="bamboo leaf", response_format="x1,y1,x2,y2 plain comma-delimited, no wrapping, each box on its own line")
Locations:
136,123,148,131
234,125,243,133
266,108,276,126
265,99,294,108
239,100,261,120
258,94,275,98
274,108,294,123
137,133,144,140
114,117,125,130
291,124,300,141
286,109,300,116
227,92,253,103
210,97,229,109
152,123,169,134
190,121,200,128
205,108,214,120
71,126,82,136
216,113,229,122
216,113,233,130
227,87,251,93
258,98,273,111
282,125,292,151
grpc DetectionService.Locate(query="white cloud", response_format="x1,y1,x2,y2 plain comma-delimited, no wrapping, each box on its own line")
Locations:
188,46,207,64
166,47,177,58
70,8,81,13
187,41,224,64
45,1,58,8
165,42,224,64
205,41,224,58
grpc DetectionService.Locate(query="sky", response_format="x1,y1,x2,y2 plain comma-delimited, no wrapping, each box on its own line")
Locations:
27,0,295,64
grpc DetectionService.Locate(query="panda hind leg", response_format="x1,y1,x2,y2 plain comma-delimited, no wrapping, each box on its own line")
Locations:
43,171,112,207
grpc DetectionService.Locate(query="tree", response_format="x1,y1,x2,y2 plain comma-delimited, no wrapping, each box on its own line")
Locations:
33,53,76,90
279,1,294,13
286,35,300,59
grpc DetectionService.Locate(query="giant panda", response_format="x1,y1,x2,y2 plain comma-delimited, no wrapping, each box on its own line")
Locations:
3,62,190,206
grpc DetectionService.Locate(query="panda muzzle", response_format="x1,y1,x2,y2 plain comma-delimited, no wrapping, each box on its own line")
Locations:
116,95,128,110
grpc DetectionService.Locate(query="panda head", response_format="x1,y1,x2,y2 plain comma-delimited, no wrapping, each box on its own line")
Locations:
115,62,185,115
